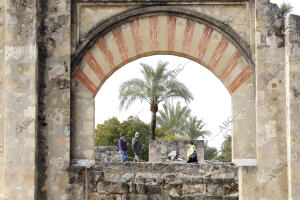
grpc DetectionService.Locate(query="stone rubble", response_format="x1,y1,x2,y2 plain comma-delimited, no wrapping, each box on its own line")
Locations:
69,161,238,200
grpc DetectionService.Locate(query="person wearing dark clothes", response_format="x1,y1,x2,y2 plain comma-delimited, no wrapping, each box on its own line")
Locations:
187,141,198,163
118,133,128,162
132,132,143,162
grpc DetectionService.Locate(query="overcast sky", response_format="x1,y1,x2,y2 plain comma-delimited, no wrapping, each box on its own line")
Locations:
95,1,299,149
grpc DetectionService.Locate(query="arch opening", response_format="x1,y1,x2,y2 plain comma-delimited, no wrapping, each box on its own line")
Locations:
71,10,256,170
95,55,232,152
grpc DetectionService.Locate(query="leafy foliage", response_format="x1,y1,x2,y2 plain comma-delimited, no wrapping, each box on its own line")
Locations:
178,116,210,140
157,102,191,132
119,62,193,110
157,102,209,141
119,61,193,140
215,135,232,161
280,2,293,17
95,117,121,147
155,126,181,141
95,116,150,161
204,140,219,160
94,116,230,161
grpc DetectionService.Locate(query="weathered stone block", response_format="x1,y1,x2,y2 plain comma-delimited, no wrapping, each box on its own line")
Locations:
145,184,161,194
97,181,128,194
95,146,119,162
182,183,205,195
149,140,204,163
150,194,173,200
126,194,150,200
136,184,146,194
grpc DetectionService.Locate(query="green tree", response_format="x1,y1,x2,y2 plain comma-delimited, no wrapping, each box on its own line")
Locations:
157,102,191,132
95,117,121,147
215,135,232,161
204,140,219,160
118,116,150,161
178,116,210,140
280,2,293,17
155,126,181,141
95,116,150,161
119,61,193,140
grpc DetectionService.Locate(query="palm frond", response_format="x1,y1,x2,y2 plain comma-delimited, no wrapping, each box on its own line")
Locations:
162,80,193,103
157,102,191,133
119,78,149,110
178,115,210,140
118,60,194,139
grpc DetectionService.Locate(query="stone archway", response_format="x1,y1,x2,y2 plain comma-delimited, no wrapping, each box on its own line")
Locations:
1,0,299,199
71,8,256,168
69,8,258,200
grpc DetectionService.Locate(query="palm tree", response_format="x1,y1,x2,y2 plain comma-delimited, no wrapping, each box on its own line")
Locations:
178,116,210,140
157,102,191,133
119,61,193,140
204,140,219,160
215,135,232,161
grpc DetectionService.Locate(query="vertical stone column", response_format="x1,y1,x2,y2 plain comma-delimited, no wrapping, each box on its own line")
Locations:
70,0,95,159
71,82,95,159
232,76,258,199
231,75,256,162
238,166,258,200
69,2,95,160
0,0,4,196
255,0,288,199
3,0,38,199
285,14,300,200
37,0,71,199
230,2,258,199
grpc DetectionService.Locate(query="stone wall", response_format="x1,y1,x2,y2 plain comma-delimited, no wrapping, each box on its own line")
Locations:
68,167,86,200
68,161,238,200
0,0,4,195
95,146,120,162
36,0,71,199
255,1,288,199
3,0,38,199
149,140,204,162
75,2,253,50
286,14,300,200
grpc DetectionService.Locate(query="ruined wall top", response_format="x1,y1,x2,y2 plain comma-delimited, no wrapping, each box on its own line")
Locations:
149,140,204,162
68,161,238,199
76,0,249,3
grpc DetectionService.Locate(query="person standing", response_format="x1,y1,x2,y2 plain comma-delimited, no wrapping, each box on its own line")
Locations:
118,133,128,162
132,132,143,162
187,141,198,163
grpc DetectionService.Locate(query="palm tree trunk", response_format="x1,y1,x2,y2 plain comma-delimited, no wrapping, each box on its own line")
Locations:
150,104,158,140
150,111,156,140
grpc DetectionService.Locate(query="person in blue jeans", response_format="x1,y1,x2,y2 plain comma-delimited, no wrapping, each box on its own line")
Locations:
118,133,128,162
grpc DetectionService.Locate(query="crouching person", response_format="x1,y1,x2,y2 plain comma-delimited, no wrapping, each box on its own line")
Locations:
187,141,198,163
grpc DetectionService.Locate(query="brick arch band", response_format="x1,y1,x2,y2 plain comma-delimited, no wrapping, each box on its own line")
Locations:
72,7,255,97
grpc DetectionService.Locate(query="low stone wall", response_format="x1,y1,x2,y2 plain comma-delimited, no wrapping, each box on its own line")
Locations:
95,146,120,162
79,161,238,199
149,140,204,162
